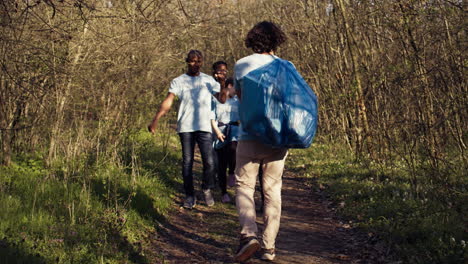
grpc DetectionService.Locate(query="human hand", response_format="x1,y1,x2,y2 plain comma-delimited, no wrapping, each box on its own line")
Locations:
216,132,225,142
148,123,156,134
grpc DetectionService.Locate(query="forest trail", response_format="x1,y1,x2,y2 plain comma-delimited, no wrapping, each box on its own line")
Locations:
149,151,387,264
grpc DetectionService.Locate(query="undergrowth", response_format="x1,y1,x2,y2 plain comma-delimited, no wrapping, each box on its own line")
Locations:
0,130,181,264
1,132,466,264
289,140,467,264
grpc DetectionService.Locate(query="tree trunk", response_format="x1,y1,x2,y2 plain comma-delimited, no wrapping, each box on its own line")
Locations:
336,0,371,158
47,23,89,166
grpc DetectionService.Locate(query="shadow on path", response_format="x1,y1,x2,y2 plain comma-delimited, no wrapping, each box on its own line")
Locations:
148,152,386,263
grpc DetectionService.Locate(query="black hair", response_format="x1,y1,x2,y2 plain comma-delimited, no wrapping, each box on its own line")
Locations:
245,21,287,53
185,50,203,62
212,61,228,71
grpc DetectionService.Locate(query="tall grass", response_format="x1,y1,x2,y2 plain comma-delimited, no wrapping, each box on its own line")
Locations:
289,140,467,264
1,131,465,263
0,130,181,264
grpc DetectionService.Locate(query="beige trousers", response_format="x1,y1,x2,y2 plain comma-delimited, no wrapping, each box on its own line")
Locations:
235,140,288,250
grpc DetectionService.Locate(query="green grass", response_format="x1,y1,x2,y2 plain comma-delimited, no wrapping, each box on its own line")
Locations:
289,140,467,264
0,130,181,264
1,132,466,263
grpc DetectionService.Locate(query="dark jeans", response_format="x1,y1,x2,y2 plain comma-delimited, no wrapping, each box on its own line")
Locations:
179,131,216,196
216,141,237,194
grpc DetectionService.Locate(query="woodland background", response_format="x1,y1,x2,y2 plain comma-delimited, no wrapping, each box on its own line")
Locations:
0,0,466,263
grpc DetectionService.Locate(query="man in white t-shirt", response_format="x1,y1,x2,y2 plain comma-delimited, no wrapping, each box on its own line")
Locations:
148,50,223,209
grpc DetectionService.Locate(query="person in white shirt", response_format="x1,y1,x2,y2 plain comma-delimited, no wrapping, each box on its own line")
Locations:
148,50,225,209
211,71,240,203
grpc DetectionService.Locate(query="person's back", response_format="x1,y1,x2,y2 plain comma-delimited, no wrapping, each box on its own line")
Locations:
237,56,318,148
234,53,277,142
234,53,276,79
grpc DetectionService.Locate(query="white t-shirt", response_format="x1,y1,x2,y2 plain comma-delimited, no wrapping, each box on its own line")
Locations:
233,53,278,140
234,53,278,82
213,96,240,125
212,96,240,142
169,73,220,133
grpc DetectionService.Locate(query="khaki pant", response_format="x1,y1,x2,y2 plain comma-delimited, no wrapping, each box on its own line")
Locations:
235,140,288,250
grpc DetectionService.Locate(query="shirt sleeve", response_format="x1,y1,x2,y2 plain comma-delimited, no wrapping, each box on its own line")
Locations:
210,97,217,120
210,109,216,121
210,77,220,94
168,78,181,97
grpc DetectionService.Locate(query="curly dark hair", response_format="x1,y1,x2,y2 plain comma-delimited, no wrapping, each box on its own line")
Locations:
212,61,227,71
245,21,287,53
185,50,203,62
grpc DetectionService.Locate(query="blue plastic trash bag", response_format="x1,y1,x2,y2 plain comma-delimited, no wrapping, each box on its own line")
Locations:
239,58,318,148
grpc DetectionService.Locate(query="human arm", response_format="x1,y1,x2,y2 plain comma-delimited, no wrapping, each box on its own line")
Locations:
211,119,225,142
148,92,176,134
215,86,229,104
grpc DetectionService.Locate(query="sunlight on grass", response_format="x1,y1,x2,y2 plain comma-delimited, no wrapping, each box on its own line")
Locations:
0,130,181,264
289,140,467,264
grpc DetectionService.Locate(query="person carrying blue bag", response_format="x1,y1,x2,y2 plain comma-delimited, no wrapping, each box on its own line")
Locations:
232,21,318,263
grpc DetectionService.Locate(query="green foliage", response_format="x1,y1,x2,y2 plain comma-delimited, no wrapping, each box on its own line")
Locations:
0,1,465,263
0,130,180,264
291,141,467,264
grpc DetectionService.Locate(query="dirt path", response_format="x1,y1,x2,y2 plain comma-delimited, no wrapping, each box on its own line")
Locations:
149,152,388,264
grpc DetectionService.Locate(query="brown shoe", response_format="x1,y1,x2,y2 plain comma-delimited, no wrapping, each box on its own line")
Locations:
234,237,260,262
